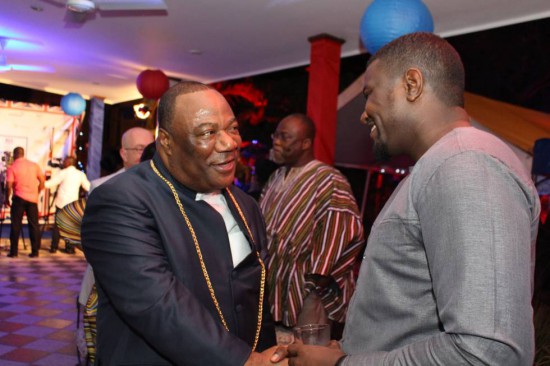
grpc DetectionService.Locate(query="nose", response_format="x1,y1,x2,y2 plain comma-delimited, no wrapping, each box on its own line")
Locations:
360,111,369,125
217,130,239,151
272,137,282,148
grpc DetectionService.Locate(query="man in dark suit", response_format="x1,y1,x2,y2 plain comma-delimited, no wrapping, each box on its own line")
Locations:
82,81,280,365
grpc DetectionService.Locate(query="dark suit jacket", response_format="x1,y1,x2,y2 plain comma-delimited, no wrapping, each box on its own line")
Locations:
82,154,276,365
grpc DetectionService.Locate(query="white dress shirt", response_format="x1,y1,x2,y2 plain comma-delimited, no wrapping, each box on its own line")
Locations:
196,191,252,267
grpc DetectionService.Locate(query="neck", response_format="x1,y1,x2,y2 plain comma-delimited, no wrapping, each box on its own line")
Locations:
288,153,314,168
409,107,470,161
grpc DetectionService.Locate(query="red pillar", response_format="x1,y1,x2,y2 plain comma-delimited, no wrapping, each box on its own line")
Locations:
307,34,345,166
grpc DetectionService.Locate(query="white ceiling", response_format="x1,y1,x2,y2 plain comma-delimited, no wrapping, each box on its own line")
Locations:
0,0,549,104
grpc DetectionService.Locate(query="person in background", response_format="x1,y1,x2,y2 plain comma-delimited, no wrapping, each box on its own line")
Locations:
89,126,154,191
273,32,540,366
45,156,90,253
260,113,364,340
82,81,281,365
4,146,45,258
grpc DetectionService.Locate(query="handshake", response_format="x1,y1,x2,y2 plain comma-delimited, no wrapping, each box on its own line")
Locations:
245,324,345,366
246,341,345,366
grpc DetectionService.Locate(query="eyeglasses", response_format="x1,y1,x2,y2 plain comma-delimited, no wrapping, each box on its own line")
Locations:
271,132,293,142
124,147,146,153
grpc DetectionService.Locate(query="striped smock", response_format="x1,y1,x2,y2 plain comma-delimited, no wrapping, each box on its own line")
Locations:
259,160,364,327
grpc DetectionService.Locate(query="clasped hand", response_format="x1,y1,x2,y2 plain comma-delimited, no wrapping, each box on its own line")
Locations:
246,340,345,366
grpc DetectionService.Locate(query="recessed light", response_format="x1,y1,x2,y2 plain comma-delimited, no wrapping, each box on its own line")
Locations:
189,49,203,55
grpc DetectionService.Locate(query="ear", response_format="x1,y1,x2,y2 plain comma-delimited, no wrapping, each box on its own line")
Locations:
301,137,313,150
404,68,423,102
119,147,128,164
158,128,172,155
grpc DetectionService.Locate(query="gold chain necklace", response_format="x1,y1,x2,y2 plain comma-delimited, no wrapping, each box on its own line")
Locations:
150,160,265,352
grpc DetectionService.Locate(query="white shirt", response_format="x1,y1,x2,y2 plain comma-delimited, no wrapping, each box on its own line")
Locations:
196,191,252,267
45,166,90,208
89,168,125,193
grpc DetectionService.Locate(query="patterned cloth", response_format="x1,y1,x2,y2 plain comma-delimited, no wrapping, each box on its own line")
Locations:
260,160,364,327
83,284,98,364
55,198,86,242
55,197,94,362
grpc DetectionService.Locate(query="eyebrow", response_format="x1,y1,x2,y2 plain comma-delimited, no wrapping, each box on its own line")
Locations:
194,118,238,130
195,122,216,129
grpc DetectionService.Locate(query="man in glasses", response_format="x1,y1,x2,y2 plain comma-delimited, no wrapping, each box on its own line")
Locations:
260,113,364,342
89,126,154,190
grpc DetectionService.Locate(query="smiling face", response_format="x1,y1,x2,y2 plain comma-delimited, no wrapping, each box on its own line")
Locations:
362,59,410,161
158,89,241,193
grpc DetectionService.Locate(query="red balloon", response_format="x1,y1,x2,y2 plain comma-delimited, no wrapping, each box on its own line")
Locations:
136,69,169,100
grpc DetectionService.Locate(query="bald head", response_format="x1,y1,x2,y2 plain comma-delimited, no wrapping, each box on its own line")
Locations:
120,127,155,169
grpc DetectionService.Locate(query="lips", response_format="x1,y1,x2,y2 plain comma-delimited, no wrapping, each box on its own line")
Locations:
213,158,235,172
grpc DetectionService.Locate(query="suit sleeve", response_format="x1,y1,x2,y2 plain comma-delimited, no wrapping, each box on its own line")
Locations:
82,183,253,366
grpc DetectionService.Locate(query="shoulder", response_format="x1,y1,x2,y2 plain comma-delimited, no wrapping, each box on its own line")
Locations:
31,161,44,175
90,168,124,191
87,165,156,212
310,161,352,188
26,159,40,169
411,128,537,205
315,161,346,178
415,127,531,185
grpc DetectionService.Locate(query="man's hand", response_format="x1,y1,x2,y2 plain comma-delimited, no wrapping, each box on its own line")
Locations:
284,340,344,366
245,345,289,366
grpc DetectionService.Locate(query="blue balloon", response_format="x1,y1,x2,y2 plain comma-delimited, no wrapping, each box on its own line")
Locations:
360,0,434,55
60,92,86,116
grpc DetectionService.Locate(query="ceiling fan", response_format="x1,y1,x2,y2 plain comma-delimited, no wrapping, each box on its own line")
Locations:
41,0,168,23
66,0,167,13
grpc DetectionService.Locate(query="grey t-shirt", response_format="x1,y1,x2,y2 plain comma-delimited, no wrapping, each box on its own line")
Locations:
341,127,539,365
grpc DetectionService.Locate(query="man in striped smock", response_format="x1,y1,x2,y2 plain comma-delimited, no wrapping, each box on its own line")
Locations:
259,113,364,339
